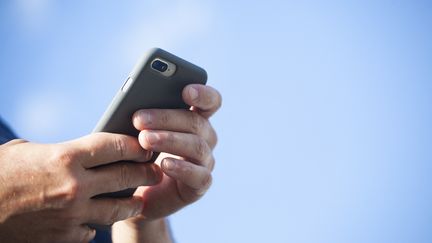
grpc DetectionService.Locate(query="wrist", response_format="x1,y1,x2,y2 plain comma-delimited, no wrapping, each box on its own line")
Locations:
0,167,43,223
112,217,172,243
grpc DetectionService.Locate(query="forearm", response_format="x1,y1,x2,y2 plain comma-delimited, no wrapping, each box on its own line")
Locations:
0,141,45,222
0,163,51,223
112,218,173,243
0,165,22,223
0,189,16,223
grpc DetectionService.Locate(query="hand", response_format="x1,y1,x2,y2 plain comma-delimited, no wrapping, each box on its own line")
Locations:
112,84,221,243
0,133,162,243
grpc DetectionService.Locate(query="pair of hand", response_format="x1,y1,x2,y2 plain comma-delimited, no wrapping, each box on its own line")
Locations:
0,84,221,243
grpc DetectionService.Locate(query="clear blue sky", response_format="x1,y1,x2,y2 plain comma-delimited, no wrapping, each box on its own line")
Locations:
1,1,432,242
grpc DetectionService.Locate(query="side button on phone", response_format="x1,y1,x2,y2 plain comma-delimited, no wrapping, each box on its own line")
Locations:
121,77,133,92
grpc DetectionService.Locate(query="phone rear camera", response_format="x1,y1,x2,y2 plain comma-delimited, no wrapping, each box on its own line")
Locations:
151,60,168,72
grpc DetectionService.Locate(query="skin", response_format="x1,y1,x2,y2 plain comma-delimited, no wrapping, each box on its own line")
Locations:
112,84,222,243
0,84,221,242
0,133,163,242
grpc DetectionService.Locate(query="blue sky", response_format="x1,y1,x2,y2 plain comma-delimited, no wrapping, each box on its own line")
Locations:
1,1,432,242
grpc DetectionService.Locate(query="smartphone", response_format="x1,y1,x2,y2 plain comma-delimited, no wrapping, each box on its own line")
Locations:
93,48,207,198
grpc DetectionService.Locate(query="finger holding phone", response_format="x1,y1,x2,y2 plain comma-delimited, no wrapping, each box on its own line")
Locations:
0,48,222,243
112,84,222,243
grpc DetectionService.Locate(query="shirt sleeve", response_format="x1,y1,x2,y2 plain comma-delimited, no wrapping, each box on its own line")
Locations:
92,229,112,243
0,116,17,144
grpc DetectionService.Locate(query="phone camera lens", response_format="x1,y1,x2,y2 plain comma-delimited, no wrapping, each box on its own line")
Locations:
151,60,168,72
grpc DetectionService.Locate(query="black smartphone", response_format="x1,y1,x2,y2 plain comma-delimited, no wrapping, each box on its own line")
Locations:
93,48,207,198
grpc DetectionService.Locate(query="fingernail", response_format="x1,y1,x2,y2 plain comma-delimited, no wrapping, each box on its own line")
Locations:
145,132,160,145
188,87,199,101
163,159,176,171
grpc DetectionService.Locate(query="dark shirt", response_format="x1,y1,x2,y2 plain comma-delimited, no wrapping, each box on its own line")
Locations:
0,117,17,144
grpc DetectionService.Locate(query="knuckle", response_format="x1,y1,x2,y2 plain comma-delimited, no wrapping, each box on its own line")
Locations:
208,125,218,149
62,178,81,204
204,93,213,106
195,138,209,160
180,163,194,178
165,132,176,147
200,172,212,191
117,163,132,189
160,111,169,125
179,163,195,181
191,173,212,198
208,156,216,171
39,146,84,208
49,178,80,208
52,147,77,168
109,202,121,224
190,113,204,134
114,136,127,158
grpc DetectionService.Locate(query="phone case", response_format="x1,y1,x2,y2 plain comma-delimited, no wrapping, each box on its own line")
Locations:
93,48,207,198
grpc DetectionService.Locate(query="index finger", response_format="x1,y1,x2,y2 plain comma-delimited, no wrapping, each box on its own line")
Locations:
65,132,152,168
182,84,222,118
